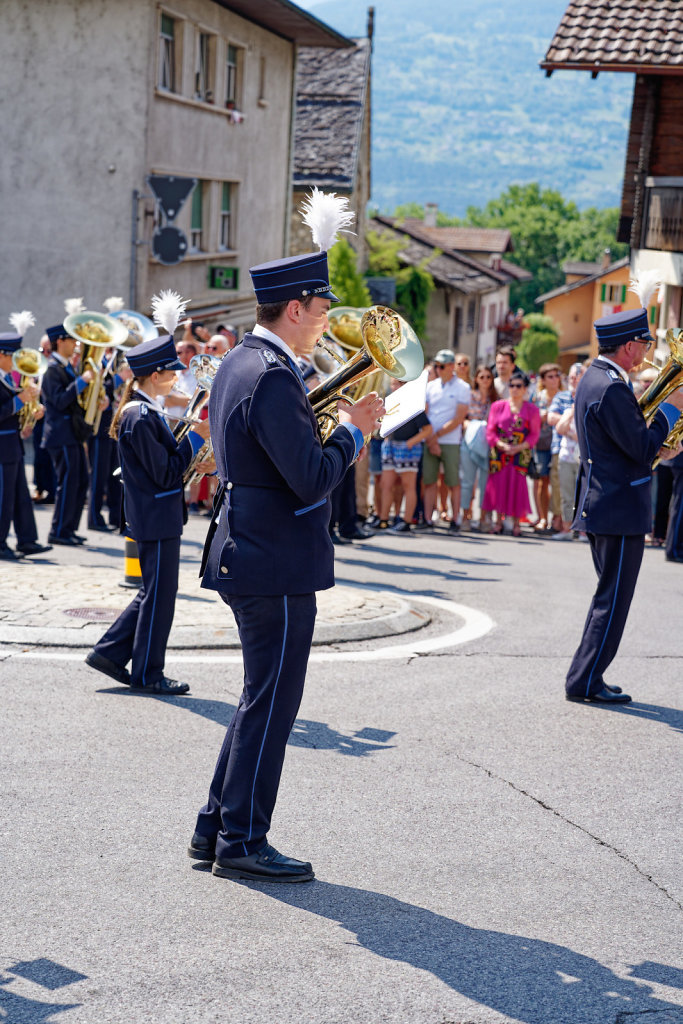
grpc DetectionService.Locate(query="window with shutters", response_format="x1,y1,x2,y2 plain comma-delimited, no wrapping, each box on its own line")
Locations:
225,45,239,106
159,13,176,92
190,182,205,252
219,182,235,250
195,32,215,103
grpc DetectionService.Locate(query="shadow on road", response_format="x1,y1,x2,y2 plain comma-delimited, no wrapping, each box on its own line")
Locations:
259,882,683,1024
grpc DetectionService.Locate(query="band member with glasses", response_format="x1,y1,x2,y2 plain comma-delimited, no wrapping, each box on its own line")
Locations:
565,307,683,704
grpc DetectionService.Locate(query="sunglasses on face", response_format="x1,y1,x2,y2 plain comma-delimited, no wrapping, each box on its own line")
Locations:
434,363,446,370
509,382,524,389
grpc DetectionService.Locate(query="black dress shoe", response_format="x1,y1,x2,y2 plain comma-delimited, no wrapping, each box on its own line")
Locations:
212,843,314,883
48,534,80,546
131,677,190,695
16,542,53,556
0,544,21,561
85,650,131,686
329,528,352,546
566,685,632,704
604,683,623,694
89,523,114,533
188,833,216,861
71,533,87,544
340,526,373,540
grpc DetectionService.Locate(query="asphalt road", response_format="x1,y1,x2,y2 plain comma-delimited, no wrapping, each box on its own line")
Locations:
1,517,682,1024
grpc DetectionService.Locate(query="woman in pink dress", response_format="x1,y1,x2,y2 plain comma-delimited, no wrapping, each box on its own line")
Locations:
483,370,541,536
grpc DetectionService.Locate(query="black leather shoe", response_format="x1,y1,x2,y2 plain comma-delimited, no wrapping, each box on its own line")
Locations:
212,843,314,883
85,650,131,686
16,542,53,556
340,526,373,540
329,528,352,546
566,685,632,704
71,533,87,544
131,677,190,695
0,544,21,560
89,523,115,533
48,534,80,546
604,683,623,694
188,833,216,861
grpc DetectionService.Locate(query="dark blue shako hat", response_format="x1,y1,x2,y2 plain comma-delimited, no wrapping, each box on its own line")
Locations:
127,334,184,377
0,333,22,354
249,251,339,304
595,308,654,351
46,324,69,346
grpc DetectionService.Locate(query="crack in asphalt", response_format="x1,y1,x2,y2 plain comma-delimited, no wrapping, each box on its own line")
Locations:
455,753,683,912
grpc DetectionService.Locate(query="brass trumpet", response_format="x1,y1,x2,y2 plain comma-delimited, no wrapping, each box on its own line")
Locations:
308,305,425,441
11,348,48,432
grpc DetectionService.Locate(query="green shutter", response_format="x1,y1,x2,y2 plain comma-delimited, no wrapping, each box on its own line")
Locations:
600,284,606,301
650,306,656,325
161,13,174,37
191,185,202,230
222,182,230,213
621,284,626,303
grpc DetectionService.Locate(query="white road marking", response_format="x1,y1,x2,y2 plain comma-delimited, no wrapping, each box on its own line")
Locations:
0,592,494,664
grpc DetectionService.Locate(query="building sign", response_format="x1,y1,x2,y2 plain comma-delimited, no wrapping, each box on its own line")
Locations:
147,174,197,266
208,265,239,290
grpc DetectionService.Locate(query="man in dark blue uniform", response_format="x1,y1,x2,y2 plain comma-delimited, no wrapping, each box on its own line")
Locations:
0,331,52,559
565,307,683,704
41,324,94,545
189,250,384,883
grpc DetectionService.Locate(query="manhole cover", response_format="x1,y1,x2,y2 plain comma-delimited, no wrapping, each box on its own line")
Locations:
64,607,121,621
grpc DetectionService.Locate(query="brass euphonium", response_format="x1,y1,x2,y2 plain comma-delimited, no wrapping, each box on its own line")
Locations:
638,327,683,464
11,348,48,432
64,311,128,425
308,305,425,441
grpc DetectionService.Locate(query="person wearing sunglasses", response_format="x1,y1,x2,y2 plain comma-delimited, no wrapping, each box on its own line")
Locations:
564,305,683,705
482,370,540,536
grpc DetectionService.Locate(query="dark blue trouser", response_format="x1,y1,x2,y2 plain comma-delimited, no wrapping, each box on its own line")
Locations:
565,533,644,698
665,468,683,562
32,418,56,498
0,459,38,546
195,592,317,859
47,444,88,538
87,434,115,528
94,536,180,686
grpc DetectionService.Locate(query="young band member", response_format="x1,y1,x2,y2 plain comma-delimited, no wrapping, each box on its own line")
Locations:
84,334,211,695
0,318,52,559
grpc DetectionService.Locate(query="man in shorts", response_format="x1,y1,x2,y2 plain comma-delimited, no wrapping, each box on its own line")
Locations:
420,349,471,532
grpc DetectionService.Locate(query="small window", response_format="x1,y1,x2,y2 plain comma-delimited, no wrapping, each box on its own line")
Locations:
195,32,214,102
159,13,176,92
190,183,204,252
219,183,233,250
226,44,238,106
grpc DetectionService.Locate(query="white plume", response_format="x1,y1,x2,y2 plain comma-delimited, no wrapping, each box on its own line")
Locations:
628,269,661,310
150,290,188,335
64,297,85,315
300,187,355,252
9,310,35,337
103,296,125,313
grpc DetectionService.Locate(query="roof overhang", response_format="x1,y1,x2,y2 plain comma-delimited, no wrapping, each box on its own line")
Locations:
541,61,683,77
212,0,352,47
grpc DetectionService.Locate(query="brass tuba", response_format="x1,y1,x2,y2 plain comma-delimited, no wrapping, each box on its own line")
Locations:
308,305,425,441
638,327,683,464
179,354,223,485
11,348,48,432
64,311,129,425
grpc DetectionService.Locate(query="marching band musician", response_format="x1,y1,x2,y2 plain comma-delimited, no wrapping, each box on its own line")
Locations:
41,323,94,545
565,299,683,705
84,333,211,696
188,200,384,884
0,322,52,560
87,356,130,532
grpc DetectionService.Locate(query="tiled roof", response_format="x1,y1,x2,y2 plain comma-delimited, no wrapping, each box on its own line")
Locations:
398,222,513,254
562,260,603,276
536,256,630,303
292,38,370,190
542,1,683,72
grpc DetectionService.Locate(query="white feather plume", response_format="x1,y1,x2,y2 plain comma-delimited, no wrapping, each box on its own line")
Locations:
628,269,661,310
64,297,85,315
300,187,355,252
103,296,125,313
9,310,35,337
150,290,188,336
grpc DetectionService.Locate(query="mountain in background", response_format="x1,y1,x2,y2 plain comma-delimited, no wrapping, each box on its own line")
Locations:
301,0,634,217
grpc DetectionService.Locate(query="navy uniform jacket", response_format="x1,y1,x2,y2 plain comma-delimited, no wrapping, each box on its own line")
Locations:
117,394,199,542
41,357,88,448
0,376,23,464
201,332,358,596
572,356,677,535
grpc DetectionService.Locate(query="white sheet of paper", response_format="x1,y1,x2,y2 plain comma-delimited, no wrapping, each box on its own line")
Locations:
379,369,429,438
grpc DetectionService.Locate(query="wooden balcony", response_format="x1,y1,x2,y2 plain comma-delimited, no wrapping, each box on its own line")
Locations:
641,178,683,253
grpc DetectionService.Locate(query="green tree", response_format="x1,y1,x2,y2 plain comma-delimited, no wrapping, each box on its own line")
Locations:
328,238,372,307
560,206,629,265
516,313,559,373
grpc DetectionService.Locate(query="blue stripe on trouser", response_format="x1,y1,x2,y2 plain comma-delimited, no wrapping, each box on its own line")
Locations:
584,536,624,697
194,592,317,861
141,540,161,686
245,595,289,852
